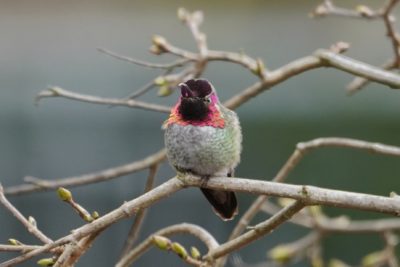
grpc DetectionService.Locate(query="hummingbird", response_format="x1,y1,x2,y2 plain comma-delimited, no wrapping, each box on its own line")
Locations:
164,79,242,220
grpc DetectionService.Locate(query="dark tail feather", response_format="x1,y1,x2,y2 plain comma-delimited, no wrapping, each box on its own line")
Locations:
200,188,238,221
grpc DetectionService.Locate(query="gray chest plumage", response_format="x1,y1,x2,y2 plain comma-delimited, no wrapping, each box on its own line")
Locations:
164,121,241,176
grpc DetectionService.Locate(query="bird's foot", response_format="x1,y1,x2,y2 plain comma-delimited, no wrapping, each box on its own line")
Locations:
200,175,211,188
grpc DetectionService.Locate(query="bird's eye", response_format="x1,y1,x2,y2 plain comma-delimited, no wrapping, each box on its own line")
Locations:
204,97,211,103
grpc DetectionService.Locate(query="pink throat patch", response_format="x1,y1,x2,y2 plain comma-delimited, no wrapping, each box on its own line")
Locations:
166,98,225,128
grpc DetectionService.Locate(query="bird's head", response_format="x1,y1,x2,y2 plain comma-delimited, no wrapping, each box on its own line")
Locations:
178,79,220,122
165,79,225,128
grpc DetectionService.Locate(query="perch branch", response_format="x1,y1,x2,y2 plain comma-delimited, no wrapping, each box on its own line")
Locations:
180,175,400,216
3,173,400,266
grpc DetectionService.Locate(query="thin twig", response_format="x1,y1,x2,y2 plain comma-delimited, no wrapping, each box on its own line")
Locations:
207,200,305,263
311,1,380,19
116,223,219,267
125,80,156,99
262,200,400,233
0,244,42,253
222,137,400,266
3,173,400,266
5,149,166,196
0,184,52,244
0,177,185,267
277,137,400,182
98,47,192,69
52,241,78,267
312,0,400,94
53,230,104,267
207,50,265,77
36,86,171,113
120,164,159,257
224,49,400,109
383,231,399,267
267,231,321,262
381,0,400,66
34,47,400,118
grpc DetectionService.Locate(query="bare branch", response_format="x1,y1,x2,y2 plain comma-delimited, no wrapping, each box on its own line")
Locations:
5,6,400,267
276,137,400,183
207,50,259,73
3,171,400,266
57,187,97,222
181,175,400,216
178,8,208,57
0,177,185,267
347,59,397,94
315,50,400,88
36,86,171,113
126,80,156,99
381,0,400,66
311,1,380,19
262,200,400,233
52,241,77,267
98,47,192,69
120,164,159,257
0,244,42,253
207,200,305,262
53,230,103,267
311,0,400,94
116,223,218,267
225,49,400,109
0,184,52,244
228,196,268,241
224,131,400,260
383,231,399,267
267,231,321,263
5,149,166,196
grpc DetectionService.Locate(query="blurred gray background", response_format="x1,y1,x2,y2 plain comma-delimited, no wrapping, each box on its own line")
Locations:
1,0,400,266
